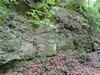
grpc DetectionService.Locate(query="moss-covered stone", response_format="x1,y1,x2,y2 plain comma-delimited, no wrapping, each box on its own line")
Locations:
0,0,98,65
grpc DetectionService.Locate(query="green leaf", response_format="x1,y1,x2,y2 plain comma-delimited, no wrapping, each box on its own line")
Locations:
46,0,56,5
47,11,53,17
36,3,45,9
10,0,17,2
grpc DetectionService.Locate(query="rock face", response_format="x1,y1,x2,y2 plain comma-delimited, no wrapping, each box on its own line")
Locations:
0,4,97,65
55,8,95,51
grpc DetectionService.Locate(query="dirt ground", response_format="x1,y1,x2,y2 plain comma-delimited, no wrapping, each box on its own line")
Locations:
1,50,100,75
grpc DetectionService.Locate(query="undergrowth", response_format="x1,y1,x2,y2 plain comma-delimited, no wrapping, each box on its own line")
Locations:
66,0,100,40
26,0,58,30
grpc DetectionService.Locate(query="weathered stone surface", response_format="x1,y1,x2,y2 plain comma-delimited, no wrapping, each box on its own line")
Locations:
0,7,96,65
54,8,95,51
0,25,20,64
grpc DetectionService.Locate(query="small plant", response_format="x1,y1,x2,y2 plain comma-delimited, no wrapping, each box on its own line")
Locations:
26,9,40,20
26,2,54,19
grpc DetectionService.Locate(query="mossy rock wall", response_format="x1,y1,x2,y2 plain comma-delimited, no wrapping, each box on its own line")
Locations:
0,1,97,65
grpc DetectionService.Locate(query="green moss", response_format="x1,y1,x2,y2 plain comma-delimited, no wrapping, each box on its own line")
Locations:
21,51,35,60
59,45,68,50
59,45,74,51
42,44,57,57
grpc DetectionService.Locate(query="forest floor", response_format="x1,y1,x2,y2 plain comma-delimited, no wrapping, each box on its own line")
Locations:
1,50,100,75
